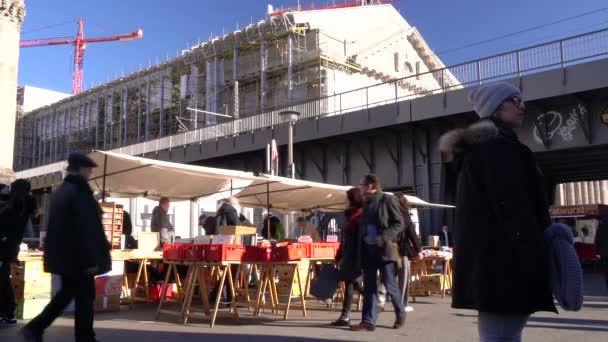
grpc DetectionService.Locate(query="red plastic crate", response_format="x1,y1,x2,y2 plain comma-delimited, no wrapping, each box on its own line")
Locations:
271,243,308,261
309,242,339,258
163,244,184,261
148,284,173,302
242,246,273,262
182,244,206,261
205,244,247,261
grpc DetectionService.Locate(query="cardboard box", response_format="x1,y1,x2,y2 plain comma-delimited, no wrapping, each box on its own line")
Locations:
95,294,121,312
12,278,52,300
211,235,236,245
16,299,50,319
137,232,159,251
12,260,51,282
194,235,212,244
94,275,123,297
218,225,257,235
420,274,451,292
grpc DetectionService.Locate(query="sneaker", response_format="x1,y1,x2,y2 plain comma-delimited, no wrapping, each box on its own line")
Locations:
405,306,414,313
20,326,43,342
330,318,351,327
0,317,17,328
350,321,376,332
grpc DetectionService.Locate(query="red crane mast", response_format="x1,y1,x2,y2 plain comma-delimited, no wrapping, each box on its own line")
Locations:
20,18,143,94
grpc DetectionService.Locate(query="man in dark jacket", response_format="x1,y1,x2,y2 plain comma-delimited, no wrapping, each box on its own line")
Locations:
23,152,111,342
216,198,239,227
438,224,453,248
351,174,405,332
439,82,556,341
151,197,174,245
595,218,608,290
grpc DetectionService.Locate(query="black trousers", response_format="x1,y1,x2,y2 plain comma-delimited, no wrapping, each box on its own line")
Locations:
26,274,96,342
602,256,608,290
0,261,16,319
340,280,357,319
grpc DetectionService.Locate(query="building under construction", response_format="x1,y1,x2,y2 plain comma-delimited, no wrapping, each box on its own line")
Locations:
14,2,456,171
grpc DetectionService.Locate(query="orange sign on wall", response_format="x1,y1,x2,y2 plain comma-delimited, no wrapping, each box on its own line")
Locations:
550,205,608,217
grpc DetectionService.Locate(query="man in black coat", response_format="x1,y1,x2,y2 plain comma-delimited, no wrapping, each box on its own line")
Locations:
23,153,111,342
440,82,556,341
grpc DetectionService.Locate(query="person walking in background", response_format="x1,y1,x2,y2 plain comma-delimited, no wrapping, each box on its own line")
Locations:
151,197,174,245
394,193,423,312
439,224,453,248
351,174,405,332
22,152,111,342
123,210,136,249
0,179,37,327
295,217,322,241
595,218,608,290
439,82,556,342
331,187,364,327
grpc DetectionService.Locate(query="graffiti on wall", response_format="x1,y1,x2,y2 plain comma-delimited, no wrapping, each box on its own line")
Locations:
532,104,586,145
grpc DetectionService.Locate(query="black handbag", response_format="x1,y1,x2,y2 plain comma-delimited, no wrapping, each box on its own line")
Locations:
310,264,341,301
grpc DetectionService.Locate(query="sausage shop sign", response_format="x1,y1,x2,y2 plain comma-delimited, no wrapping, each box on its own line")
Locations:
550,205,608,217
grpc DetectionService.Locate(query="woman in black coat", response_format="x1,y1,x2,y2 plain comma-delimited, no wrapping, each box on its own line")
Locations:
0,179,36,326
439,82,556,341
331,187,364,326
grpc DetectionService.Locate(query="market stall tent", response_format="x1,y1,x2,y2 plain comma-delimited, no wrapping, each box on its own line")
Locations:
86,150,453,212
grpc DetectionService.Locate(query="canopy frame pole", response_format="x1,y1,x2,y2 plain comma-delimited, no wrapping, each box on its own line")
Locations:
266,182,271,239
101,154,108,203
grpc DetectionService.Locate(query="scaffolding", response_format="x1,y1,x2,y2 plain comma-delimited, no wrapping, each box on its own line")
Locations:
14,14,329,171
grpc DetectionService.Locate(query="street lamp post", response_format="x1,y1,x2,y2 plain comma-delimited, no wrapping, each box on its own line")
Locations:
279,110,300,179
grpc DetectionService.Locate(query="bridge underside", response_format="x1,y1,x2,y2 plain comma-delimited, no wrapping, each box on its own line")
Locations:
537,145,608,184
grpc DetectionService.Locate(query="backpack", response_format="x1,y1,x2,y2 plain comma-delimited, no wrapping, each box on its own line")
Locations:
544,223,584,311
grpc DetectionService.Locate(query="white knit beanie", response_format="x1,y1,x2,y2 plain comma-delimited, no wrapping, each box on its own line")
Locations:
467,82,521,118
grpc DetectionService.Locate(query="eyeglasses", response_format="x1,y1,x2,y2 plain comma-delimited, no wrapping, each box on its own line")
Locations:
506,96,524,106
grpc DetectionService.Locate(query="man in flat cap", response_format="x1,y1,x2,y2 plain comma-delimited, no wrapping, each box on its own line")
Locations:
23,152,111,342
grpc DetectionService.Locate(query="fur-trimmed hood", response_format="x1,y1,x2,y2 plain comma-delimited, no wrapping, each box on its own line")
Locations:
438,120,501,154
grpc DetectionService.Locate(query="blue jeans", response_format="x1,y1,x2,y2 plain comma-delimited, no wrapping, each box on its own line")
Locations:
362,244,405,324
478,312,530,342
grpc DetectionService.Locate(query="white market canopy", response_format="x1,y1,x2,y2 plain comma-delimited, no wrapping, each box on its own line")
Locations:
87,151,453,212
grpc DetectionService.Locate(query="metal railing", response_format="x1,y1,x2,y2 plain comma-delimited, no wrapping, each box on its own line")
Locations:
16,28,608,180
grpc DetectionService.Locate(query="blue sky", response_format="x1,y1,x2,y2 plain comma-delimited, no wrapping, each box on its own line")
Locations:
18,0,608,93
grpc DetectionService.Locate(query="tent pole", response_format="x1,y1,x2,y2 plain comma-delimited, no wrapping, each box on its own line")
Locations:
266,182,271,239
101,154,108,203
230,179,233,196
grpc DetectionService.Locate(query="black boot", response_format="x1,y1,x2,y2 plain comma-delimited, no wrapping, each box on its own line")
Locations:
330,316,351,327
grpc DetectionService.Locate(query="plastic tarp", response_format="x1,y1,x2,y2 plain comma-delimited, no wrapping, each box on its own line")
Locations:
86,151,453,212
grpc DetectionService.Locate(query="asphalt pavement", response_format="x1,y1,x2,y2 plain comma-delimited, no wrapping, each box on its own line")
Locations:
1,272,607,342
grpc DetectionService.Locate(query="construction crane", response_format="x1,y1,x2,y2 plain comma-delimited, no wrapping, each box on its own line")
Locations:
20,18,143,94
